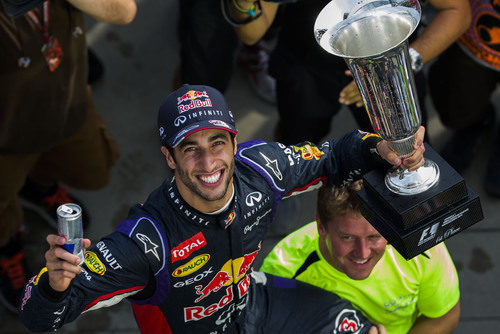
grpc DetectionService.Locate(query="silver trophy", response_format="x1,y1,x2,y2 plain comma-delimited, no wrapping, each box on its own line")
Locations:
314,0,484,259
314,0,439,195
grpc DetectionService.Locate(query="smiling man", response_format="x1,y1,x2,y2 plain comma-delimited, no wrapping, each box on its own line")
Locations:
260,180,461,334
19,84,426,333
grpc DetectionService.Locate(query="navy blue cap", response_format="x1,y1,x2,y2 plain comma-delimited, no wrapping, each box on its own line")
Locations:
158,84,238,147
1,0,46,18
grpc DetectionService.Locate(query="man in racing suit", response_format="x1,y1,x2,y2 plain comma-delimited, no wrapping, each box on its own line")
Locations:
18,84,424,333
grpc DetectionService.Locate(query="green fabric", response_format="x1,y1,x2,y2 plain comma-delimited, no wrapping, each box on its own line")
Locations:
260,222,460,334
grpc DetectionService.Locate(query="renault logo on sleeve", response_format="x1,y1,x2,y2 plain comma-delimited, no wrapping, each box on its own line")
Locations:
174,115,187,127
245,192,262,207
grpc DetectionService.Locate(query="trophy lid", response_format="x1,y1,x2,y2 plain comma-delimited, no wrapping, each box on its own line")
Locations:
314,0,421,58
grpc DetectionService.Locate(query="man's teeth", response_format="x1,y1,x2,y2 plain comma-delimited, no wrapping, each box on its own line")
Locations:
353,259,368,264
200,171,221,184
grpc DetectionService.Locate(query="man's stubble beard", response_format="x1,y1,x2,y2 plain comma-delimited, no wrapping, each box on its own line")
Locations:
177,158,235,202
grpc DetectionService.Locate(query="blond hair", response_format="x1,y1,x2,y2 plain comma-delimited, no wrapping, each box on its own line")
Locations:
316,180,363,228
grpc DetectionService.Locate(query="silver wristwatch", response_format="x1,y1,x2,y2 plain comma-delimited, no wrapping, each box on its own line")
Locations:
408,47,423,73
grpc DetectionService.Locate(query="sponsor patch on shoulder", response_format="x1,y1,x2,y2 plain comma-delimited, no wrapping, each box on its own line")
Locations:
334,309,364,334
128,218,166,274
84,251,106,275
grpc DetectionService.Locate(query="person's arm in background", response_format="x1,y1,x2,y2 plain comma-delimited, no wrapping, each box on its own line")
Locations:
408,301,460,334
411,0,470,63
66,0,137,25
339,0,471,106
228,0,279,45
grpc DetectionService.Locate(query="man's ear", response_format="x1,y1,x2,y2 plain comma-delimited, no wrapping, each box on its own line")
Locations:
233,134,238,155
316,213,327,238
161,146,176,170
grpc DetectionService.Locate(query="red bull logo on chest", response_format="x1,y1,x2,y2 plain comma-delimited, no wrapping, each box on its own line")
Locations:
193,243,261,303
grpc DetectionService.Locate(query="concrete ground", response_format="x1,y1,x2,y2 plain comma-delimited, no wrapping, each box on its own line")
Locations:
3,0,500,332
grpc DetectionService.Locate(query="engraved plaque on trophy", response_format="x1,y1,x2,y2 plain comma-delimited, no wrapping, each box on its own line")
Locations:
314,0,483,259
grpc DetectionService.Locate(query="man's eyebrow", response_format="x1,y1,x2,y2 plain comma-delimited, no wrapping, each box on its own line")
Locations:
178,139,197,150
209,133,230,142
178,133,229,150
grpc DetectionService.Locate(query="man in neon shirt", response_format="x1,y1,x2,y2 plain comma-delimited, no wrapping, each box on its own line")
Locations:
260,181,460,333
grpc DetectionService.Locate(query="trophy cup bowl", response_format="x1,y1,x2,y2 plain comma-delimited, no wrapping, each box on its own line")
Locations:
314,0,439,195
314,0,484,259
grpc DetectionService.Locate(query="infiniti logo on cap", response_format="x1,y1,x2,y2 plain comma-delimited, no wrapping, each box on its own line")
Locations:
174,116,187,127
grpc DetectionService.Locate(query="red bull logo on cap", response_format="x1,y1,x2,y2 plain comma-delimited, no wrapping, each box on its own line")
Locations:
177,90,209,104
177,90,212,113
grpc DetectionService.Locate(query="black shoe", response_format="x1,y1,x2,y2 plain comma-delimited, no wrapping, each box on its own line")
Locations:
440,113,495,174
18,179,91,229
0,236,28,313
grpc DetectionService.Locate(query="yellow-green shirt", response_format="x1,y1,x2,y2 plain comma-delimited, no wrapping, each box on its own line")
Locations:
260,222,460,334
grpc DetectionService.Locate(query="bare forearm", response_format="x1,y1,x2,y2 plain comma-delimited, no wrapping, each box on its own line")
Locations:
66,0,137,25
408,302,460,334
232,0,278,45
410,0,470,63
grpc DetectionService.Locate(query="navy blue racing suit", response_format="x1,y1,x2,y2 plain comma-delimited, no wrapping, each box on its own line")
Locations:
19,131,386,333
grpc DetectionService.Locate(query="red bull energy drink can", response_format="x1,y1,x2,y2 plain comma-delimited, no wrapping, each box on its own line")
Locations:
57,203,84,264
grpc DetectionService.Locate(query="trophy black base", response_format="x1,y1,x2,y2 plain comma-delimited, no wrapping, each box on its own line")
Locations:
357,144,484,259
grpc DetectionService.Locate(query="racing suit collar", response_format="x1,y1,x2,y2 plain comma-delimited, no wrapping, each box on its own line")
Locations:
167,176,239,229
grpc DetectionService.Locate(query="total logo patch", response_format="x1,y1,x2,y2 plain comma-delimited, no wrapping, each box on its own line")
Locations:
84,251,106,275
172,254,210,277
171,232,207,263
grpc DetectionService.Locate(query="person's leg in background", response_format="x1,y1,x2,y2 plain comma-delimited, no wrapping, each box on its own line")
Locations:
0,153,40,313
175,0,238,92
19,86,120,228
274,61,344,146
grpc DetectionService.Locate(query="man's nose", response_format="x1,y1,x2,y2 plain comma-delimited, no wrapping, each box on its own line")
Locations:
198,149,217,170
354,239,371,259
